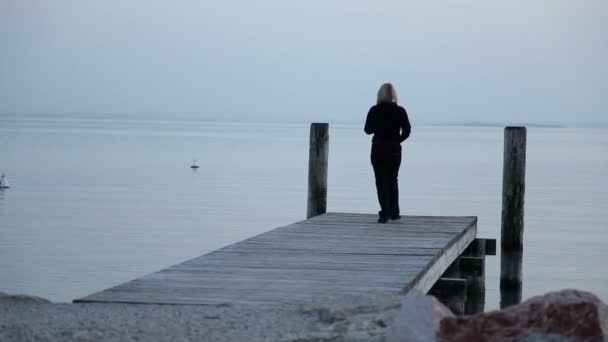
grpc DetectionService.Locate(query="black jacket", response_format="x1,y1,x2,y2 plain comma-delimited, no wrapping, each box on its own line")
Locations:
364,103,411,143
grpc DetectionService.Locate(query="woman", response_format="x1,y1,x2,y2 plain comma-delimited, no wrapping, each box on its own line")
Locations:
364,83,411,223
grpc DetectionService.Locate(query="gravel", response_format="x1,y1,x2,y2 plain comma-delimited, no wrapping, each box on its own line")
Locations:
0,292,403,341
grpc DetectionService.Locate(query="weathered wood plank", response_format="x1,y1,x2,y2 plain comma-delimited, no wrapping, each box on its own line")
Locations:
75,213,477,305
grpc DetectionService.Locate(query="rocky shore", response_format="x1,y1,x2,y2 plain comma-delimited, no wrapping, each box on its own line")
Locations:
0,292,401,341
2,290,606,341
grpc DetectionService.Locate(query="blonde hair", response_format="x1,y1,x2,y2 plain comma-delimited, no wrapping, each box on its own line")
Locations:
377,83,398,104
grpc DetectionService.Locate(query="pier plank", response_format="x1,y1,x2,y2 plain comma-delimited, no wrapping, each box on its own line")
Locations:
75,213,477,305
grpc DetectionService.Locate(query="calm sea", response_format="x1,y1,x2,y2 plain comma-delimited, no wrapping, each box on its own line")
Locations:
1,115,607,310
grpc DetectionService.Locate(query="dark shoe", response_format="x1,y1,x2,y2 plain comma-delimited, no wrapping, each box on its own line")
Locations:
390,214,401,220
378,216,389,224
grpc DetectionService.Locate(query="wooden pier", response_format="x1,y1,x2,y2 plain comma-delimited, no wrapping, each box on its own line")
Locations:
75,213,480,306
74,123,509,313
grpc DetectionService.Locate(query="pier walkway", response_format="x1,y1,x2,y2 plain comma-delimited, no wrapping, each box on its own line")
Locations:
75,212,477,305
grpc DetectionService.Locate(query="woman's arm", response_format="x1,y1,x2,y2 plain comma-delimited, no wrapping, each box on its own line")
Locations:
364,108,375,135
399,108,411,142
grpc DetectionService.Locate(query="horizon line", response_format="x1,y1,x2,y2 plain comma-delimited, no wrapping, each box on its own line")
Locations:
0,112,607,129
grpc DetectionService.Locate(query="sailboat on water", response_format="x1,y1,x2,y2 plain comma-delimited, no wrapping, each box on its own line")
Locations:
190,159,199,169
0,174,10,189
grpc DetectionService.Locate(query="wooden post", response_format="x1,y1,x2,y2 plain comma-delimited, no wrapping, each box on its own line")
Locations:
461,239,487,315
461,256,485,315
500,251,523,309
307,123,329,219
501,126,527,252
500,126,526,305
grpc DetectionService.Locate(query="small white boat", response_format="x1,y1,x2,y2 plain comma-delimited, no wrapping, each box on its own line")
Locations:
190,159,199,169
0,174,10,189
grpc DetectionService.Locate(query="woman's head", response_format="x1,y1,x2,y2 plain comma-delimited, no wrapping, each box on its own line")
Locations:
377,83,398,104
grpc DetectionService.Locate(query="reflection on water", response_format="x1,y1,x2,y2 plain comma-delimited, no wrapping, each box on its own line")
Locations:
500,251,523,309
0,189,5,211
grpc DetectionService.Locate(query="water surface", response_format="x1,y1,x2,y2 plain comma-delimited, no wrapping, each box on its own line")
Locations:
1,116,606,310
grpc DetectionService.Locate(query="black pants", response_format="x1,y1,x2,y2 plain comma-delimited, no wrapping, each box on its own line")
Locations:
371,143,402,219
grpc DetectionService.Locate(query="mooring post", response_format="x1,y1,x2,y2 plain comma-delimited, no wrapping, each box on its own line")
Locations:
500,126,526,306
500,251,523,308
307,123,329,219
501,127,527,252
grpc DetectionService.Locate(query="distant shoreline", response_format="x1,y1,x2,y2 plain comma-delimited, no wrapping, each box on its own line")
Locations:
442,122,564,129
1,112,607,129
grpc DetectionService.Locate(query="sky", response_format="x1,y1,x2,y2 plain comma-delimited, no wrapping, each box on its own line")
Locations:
1,0,606,125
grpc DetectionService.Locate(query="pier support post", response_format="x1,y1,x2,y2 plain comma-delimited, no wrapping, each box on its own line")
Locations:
500,126,526,306
461,239,488,315
461,256,485,314
307,123,329,219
